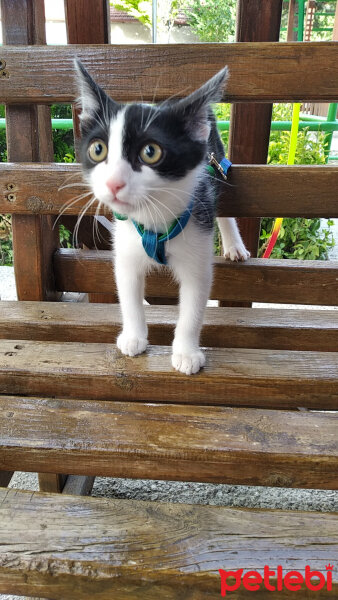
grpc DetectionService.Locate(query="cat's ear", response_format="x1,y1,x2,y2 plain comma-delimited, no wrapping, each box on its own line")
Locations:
175,67,229,142
74,59,118,127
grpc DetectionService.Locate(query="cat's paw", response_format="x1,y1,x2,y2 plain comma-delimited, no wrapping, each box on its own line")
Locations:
171,349,205,375
117,333,148,357
223,242,250,262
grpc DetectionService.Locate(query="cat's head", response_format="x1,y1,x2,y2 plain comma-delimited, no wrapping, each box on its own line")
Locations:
75,60,228,225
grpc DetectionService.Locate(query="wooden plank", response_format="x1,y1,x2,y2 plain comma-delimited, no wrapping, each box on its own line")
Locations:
0,339,337,409
1,163,338,218
0,42,337,103
54,250,338,306
0,488,337,599
0,301,337,352
227,0,282,261
1,396,337,488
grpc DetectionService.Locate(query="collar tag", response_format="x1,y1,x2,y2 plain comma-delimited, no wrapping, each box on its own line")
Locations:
208,153,232,180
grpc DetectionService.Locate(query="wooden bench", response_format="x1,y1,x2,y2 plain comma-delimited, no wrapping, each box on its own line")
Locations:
0,0,337,597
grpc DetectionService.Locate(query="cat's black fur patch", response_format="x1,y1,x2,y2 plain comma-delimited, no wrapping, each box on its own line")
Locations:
123,103,206,179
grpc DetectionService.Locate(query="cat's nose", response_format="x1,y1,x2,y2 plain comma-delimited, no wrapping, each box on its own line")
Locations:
106,178,126,196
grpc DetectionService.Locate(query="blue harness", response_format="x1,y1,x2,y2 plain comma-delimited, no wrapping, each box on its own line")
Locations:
114,156,231,265
132,198,194,265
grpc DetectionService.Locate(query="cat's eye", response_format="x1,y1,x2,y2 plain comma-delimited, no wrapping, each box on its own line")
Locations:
139,143,163,165
88,139,108,163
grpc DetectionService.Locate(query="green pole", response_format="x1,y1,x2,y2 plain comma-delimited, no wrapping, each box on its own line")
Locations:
324,103,338,162
297,0,305,41
217,121,338,132
1,118,337,133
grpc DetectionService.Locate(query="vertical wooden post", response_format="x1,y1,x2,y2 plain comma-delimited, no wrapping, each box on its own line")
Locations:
64,0,116,303
287,0,297,41
1,0,64,493
1,0,60,302
0,471,13,487
228,0,283,258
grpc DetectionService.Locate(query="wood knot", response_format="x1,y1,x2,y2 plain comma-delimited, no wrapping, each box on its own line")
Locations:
26,196,53,213
265,473,293,488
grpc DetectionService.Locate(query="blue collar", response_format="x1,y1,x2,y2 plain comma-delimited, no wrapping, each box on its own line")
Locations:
132,198,194,265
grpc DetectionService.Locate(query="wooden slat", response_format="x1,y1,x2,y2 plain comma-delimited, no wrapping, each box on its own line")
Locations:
0,301,337,352
2,163,338,217
54,250,338,306
0,42,337,103
1,396,337,488
0,339,337,409
0,488,337,599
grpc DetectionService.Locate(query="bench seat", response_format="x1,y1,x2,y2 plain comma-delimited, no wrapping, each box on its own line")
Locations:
0,487,337,599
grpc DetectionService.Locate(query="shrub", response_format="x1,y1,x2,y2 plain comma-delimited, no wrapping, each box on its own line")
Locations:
184,0,236,42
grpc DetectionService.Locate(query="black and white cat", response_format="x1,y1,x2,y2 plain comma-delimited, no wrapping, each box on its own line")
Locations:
75,60,249,375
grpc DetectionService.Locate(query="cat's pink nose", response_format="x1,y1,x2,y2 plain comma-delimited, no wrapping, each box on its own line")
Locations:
106,178,126,196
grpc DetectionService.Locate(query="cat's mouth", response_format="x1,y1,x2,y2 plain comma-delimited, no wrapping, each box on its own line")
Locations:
111,197,132,210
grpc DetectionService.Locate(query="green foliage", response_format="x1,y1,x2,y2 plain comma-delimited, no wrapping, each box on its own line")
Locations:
59,224,73,248
51,105,75,163
214,103,230,150
259,218,334,260
183,0,236,42
111,0,152,26
268,104,327,166
0,214,12,265
259,103,334,259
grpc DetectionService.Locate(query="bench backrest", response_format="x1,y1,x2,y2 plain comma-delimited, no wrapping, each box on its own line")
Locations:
0,0,337,308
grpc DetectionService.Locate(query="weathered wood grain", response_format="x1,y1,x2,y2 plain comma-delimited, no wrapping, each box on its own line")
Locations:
1,396,337,488
0,42,337,103
53,250,338,305
1,163,338,217
0,487,337,599
0,339,337,409
0,301,337,352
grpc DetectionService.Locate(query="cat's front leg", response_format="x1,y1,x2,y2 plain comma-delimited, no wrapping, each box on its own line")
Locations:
114,250,148,357
170,244,213,375
217,217,250,261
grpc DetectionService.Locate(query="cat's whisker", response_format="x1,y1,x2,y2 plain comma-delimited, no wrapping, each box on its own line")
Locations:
146,193,183,228
73,195,96,248
144,195,170,238
146,193,188,245
58,181,91,191
53,191,94,230
143,105,161,133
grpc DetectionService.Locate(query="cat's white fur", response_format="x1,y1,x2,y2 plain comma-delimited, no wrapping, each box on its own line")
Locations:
87,110,249,375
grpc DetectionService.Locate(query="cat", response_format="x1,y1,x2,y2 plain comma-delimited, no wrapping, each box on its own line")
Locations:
75,60,249,375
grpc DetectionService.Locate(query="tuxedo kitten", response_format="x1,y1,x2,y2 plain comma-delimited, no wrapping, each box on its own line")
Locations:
75,60,249,375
